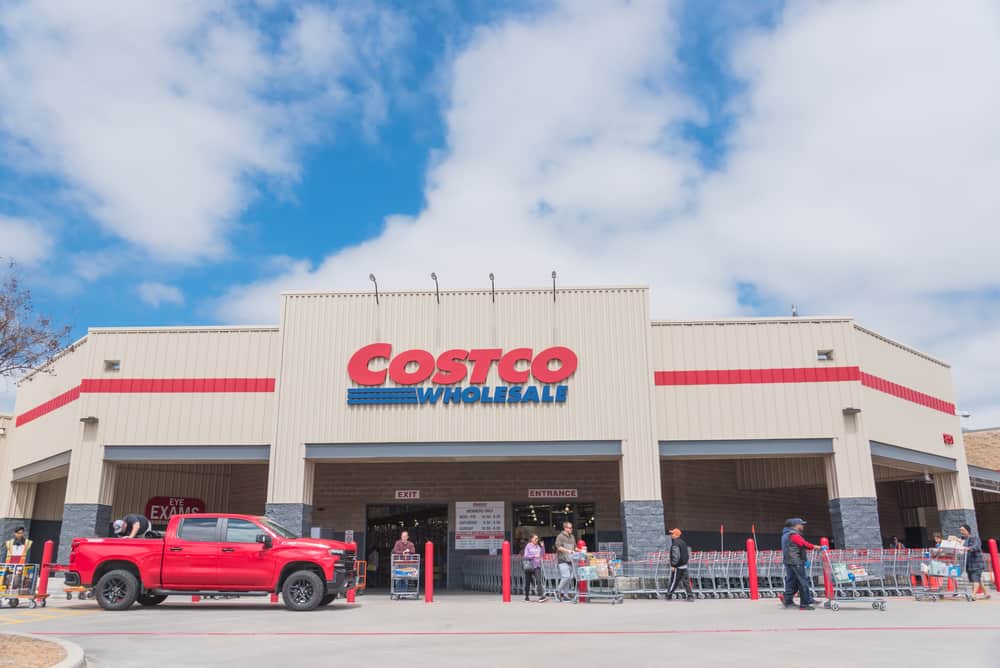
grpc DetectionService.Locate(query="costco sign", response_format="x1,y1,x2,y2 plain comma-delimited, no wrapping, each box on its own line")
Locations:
347,344,577,406
145,496,205,521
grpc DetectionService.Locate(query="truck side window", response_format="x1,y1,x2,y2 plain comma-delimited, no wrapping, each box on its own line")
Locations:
177,517,219,542
226,519,263,544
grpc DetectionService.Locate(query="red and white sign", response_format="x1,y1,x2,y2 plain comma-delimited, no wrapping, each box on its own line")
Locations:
527,488,578,499
144,496,205,521
943,433,955,446
348,344,578,386
395,489,421,500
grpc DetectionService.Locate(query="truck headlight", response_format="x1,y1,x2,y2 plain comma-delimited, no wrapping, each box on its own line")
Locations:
329,549,346,556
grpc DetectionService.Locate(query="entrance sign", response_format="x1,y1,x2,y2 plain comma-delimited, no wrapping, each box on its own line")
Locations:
346,344,577,407
455,501,505,550
145,496,204,521
395,489,421,500
527,489,578,499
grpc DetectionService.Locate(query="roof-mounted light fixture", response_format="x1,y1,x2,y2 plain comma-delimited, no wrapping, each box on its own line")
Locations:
369,273,379,305
430,272,440,304
842,407,861,416
80,416,99,425
489,273,495,303
551,270,557,302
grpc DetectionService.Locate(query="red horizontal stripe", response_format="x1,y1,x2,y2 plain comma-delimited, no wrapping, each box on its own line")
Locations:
79,378,275,393
15,385,81,427
860,372,955,415
654,365,955,415
15,377,275,427
654,366,861,386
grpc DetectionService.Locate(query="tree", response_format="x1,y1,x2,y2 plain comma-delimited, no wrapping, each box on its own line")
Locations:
0,260,71,378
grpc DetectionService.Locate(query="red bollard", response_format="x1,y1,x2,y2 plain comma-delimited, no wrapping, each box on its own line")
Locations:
346,541,357,603
424,541,434,603
501,540,511,603
820,537,834,600
35,540,54,605
988,539,1000,593
746,538,759,600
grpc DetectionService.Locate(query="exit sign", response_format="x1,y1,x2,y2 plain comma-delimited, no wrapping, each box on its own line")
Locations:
395,490,421,500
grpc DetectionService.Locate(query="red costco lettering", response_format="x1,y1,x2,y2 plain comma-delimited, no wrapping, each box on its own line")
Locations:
347,344,578,386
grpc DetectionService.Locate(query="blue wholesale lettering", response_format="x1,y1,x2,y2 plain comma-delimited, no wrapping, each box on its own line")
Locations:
349,384,569,406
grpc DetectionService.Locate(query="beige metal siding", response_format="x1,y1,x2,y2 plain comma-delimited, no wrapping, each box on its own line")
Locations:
32,477,67,521
854,326,972,509
8,338,90,469
79,328,280,446
735,458,827,490
270,288,660,503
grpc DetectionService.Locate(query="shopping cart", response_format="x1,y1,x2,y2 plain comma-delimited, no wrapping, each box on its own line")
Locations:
389,554,420,600
0,563,43,608
912,542,975,602
820,549,888,611
575,552,624,604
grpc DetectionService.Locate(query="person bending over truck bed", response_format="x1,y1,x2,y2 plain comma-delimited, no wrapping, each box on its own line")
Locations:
113,514,154,539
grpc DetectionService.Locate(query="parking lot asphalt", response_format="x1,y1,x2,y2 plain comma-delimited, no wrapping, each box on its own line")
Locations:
4,584,999,667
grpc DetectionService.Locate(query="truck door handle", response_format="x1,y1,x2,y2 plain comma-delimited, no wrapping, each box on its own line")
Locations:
168,547,183,552
221,548,235,553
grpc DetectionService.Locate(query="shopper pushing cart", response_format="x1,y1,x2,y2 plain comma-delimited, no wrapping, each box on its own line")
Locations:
781,517,826,610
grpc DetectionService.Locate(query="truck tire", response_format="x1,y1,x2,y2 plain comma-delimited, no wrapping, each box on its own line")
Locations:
137,594,168,606
319,594,337,606
95,569,140,610
282,570,325,611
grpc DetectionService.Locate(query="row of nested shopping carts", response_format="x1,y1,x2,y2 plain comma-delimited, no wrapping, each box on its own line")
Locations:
462,546,988,604
0,562,47,608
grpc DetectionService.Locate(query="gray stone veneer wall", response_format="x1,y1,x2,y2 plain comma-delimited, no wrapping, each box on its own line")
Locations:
621,500,668,560
57,503,112,564
265,503,313,537
828,497,881,548
0,518,30,541
939,508,978,538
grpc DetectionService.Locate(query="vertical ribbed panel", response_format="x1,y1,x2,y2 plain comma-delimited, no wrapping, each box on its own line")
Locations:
111,464,233,519
32,478,66,521
735,458,826,490
5,481,37,517
270,288,659,502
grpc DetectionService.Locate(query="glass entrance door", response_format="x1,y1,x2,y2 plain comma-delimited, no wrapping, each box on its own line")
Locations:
511,502,596,555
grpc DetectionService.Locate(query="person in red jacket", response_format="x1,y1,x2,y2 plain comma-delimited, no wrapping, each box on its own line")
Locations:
781,518,825,610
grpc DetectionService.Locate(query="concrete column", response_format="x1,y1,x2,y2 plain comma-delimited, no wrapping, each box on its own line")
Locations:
935,471,978,536
58,458,116,564
823,411,883,548
265,460,314,536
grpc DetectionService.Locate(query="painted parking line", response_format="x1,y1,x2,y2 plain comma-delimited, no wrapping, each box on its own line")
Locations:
0,608,99,626
31,625,1000,638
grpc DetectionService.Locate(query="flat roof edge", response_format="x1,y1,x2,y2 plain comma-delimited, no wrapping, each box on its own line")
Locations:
281,285,649,298
853,324,950,368
88,325,279,334
652,316,853,326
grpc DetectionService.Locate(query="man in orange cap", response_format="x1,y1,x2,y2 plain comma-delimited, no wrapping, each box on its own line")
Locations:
667,528,694,601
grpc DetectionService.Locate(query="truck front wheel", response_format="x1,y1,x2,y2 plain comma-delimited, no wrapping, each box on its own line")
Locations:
95,569,140,610
282,570,325,611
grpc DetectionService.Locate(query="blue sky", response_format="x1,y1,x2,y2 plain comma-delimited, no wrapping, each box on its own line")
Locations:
2,0,1000,425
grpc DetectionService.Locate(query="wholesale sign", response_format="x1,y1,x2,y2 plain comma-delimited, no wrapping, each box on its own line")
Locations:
346,344,577,406
145,497,205,522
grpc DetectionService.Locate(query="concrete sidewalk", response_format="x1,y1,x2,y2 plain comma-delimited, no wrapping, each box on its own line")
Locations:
6,589,999,667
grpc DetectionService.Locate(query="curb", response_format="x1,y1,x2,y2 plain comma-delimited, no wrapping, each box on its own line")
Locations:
5,632,86,668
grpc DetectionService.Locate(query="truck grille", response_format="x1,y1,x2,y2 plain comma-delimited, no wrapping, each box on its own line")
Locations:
338,554,356,574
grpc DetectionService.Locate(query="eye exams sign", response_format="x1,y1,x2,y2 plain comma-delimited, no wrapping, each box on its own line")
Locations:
346,343,577,406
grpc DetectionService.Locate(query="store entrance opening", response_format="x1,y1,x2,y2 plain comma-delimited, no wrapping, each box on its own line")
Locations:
365,504,448,590
511,502,596,555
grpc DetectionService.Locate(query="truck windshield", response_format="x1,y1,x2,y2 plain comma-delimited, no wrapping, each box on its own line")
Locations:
259,518,299,538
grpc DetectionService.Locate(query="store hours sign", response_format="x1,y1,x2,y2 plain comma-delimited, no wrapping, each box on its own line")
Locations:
454,501,505,550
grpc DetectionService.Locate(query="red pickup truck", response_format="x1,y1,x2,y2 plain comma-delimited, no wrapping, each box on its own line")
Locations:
64,513,356,611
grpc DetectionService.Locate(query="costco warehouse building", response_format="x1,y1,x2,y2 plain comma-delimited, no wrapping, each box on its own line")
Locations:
1,286,996,589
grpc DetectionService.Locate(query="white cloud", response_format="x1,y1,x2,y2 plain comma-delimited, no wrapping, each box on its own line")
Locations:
215,0,1000,427
0,216,51,264
0,0,405,263
137,281,184,308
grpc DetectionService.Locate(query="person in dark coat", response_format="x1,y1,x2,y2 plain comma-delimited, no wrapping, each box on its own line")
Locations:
666,528,694,601
960,524,991,600
781,518,825,610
